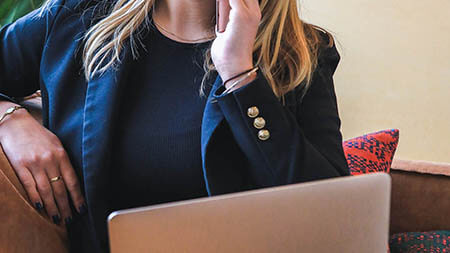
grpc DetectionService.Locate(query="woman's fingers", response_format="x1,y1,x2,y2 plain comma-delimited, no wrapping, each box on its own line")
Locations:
33,169,61,224
19,149,83,225
58,149,85,214
227,0,261,24
14,167,44,210
228,0,246,10
50,177,73,225
242,0,260,11
41,151,73,224
217,0,231,33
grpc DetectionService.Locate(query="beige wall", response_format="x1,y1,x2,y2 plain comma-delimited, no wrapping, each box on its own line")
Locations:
299,0,450,163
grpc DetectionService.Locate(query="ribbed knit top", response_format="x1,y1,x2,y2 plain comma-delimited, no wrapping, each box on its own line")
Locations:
110,20,214,211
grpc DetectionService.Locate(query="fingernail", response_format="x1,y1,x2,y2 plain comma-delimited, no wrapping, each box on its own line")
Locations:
35,202,43,210
52,215,61,225
78,203,87,215
64,216,73,226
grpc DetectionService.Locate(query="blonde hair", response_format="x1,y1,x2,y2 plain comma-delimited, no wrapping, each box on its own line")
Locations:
44,0,333,100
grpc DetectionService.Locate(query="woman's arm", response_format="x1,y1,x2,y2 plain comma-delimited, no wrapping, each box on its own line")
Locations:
0,0,65,102
209,0,349,189
0,0,86,224
212,40,350,187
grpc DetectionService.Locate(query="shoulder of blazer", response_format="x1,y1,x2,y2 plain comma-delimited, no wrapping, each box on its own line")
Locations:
316,30,341,75
293,30,340,98
279,31,339,109
46,0,114,31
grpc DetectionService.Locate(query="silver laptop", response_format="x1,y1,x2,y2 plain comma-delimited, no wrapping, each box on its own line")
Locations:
108,173,391,253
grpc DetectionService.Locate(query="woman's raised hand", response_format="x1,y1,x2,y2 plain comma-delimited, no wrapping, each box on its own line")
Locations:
0,102,86,225
212,0,261,84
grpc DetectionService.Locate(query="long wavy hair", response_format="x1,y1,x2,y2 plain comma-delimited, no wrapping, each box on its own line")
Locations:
42,0,333,100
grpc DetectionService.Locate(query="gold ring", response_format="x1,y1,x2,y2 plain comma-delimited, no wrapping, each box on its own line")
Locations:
50,176,62,183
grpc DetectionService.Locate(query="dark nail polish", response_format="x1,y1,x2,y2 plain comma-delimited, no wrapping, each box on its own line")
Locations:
78,203,87,215
64,216,73,226
52,215,61,225
35,202,43,210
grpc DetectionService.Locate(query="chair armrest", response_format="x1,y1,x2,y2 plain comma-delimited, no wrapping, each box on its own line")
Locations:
0,145,28,199
389,159,450,234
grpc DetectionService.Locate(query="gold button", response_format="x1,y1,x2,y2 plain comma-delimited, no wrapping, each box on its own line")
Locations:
253,117,266,129
247,106,259,118
258,129,270,141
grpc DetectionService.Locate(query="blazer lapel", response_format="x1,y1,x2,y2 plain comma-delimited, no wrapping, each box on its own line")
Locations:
81,43,134,246
201,74,226,196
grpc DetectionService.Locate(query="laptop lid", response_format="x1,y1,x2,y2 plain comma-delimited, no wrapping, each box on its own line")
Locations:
108,173,391,253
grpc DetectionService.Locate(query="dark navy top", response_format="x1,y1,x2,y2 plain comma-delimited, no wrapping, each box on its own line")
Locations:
110,20,213,211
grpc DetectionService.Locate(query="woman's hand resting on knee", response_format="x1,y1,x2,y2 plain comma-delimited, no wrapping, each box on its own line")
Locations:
0,101,86,225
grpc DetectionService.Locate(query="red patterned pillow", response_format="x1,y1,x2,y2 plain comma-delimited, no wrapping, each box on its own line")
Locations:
343,129,400,175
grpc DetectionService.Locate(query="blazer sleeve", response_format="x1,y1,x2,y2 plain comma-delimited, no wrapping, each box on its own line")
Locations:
212,37,350,188
0,0,65,104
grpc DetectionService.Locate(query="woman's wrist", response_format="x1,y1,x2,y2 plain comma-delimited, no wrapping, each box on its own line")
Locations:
0,102,30,133
217,60,254,82
218,61,258,90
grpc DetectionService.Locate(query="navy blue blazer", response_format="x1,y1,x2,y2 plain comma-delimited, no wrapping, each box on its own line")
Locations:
0,0,350,252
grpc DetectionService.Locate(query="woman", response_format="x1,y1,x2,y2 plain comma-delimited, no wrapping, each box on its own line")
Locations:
0,0,350,252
